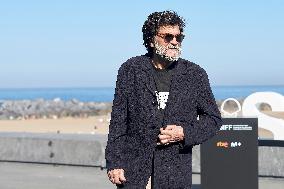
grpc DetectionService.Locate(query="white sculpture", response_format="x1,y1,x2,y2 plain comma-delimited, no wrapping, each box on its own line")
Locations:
221,98,242,118
242,92,284,140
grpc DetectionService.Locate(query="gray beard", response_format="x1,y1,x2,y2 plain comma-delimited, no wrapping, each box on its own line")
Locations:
154,41,182,62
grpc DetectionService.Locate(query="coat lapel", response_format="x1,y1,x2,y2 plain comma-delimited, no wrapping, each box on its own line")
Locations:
140,55,188,96
163,59,188,118
140,55,158,98
139,55,190,127
140,55,189,110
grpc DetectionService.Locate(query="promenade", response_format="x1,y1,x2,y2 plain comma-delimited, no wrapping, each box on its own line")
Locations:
0,162,283,189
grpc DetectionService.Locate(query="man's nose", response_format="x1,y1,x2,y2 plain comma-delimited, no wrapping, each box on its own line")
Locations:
170,37,179,45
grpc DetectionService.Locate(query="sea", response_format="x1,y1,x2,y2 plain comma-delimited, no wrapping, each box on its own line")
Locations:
0,86,284,102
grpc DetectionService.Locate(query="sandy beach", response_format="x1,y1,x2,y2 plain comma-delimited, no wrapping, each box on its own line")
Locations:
0,111,284,140
0,115,110,134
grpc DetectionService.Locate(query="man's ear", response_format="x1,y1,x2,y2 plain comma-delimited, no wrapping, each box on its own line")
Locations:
150,42,154,47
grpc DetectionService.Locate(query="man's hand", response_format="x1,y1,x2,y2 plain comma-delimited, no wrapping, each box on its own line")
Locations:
158,125,184,145
107,169,126,185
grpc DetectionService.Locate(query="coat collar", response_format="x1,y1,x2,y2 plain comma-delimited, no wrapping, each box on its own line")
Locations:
139,54,189,97
140,54,188,76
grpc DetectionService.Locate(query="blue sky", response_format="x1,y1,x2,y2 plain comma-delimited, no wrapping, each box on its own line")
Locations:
0,0,283,88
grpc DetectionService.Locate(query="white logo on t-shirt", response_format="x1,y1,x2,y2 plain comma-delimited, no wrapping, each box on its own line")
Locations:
155,91,169,109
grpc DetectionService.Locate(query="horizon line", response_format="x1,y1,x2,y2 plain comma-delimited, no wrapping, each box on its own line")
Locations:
0,84,284,90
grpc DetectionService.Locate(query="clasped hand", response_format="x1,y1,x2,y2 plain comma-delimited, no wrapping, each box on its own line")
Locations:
157,124,184,145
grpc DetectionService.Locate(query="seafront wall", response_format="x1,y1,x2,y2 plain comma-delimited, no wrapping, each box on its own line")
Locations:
0,133,283,177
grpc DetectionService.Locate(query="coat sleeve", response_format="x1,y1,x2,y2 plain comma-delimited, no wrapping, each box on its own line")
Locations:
180,67,222,148
105,63,132,171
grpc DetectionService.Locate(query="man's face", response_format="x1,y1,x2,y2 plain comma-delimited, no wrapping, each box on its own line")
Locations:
151,25,183,61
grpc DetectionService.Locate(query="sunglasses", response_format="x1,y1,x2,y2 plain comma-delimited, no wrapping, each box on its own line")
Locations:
156,33,185,43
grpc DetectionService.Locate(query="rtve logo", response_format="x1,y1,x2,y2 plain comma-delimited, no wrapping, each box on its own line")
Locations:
216,141,229,148
216,141,242,148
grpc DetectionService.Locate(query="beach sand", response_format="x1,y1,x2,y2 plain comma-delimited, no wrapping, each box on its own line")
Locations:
0,115,110,134
0,111,283,140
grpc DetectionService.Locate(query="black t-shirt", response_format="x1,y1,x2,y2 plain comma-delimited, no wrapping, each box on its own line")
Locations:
151,61,177,123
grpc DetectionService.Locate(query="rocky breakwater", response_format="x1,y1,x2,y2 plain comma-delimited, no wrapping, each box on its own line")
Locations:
0,98,112,120
0,98,254,120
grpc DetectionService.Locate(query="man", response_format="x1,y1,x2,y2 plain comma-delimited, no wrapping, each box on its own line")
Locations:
105,10,222,189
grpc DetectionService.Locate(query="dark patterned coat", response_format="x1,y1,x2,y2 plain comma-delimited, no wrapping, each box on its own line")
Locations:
105,54,222,189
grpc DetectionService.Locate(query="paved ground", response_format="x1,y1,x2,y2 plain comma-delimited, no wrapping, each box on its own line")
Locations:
0,162,283,189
